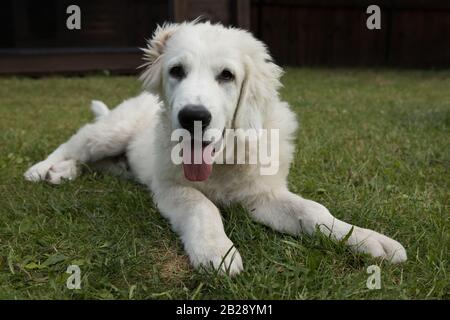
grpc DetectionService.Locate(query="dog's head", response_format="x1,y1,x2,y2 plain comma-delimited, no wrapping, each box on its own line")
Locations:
140,21,282,181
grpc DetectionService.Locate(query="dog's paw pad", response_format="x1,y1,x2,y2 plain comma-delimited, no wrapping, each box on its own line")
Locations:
208,250,243,276
46,160,80,184
24,161,53,182
190,244,243,276
352,229,407,263
24,159,79,184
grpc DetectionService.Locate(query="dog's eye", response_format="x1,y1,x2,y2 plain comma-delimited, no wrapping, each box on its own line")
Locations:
169,65,186,79
217,69,234,82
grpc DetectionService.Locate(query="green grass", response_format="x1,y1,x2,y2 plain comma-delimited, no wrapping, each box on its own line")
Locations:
0,69,448,299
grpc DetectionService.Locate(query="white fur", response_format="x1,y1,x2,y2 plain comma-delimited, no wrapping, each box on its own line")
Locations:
24,22,406,275
90,100,110,120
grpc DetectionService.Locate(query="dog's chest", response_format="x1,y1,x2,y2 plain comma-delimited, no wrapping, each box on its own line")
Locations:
187,164,260,203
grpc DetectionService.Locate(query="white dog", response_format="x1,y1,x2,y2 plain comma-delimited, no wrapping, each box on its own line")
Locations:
24,21,406,275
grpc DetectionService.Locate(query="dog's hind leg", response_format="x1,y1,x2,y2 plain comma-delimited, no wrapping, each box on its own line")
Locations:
88,154,134,180
24,94,158,184
25,120,126,183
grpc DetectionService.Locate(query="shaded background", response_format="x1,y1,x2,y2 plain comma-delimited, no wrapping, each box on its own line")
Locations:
0,0,449,75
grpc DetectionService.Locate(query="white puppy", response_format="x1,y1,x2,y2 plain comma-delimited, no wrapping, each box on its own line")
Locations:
24,21,406,275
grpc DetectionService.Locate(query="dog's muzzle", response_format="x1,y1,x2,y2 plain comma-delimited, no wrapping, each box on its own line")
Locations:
177,104,211,133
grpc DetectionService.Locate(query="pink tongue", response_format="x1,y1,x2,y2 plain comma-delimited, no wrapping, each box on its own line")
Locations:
182,143,214,182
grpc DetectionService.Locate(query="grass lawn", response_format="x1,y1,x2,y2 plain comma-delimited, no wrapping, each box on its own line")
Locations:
0,69,448,299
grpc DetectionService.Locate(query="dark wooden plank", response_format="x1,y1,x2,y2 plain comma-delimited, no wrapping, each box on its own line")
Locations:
255,0,450,10
251,1,449,68
389,10,450,68
2,0,449,74
173,0,188,22
5,0,169,49
236,0,251,29
174,0,233,24
0,51,143,75
0,0,14,47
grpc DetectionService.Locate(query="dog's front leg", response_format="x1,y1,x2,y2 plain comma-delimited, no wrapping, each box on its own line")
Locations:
154,185,243,275
246,189,407,263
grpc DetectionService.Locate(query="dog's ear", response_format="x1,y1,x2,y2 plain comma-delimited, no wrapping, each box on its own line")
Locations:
233,39,283,130
139,23,179,93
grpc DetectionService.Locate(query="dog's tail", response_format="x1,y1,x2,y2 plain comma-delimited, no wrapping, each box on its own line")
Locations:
90,100,110,120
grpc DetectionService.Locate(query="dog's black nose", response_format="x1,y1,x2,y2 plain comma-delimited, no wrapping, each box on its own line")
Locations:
178,105,211,132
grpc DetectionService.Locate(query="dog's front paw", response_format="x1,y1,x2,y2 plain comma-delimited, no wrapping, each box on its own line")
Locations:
187,238,243,276
351,228,407,263
24,159,79,184
24,160,53,182
45,159,80,184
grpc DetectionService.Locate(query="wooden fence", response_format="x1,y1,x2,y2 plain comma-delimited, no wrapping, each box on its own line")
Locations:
0,0,448,74
251,0,450,68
